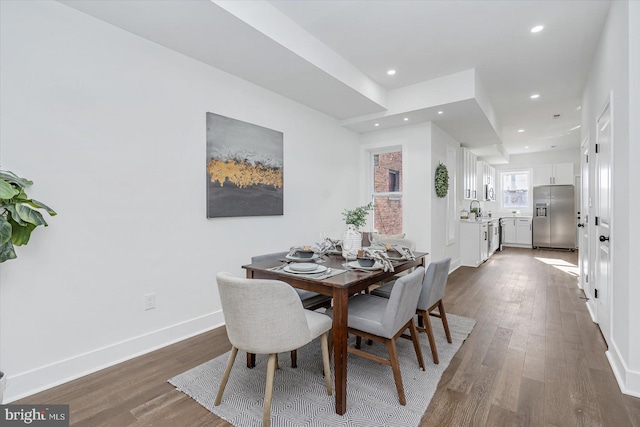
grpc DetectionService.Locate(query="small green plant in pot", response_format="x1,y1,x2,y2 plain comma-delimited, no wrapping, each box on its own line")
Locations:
342,202,373,230
0,169,56,263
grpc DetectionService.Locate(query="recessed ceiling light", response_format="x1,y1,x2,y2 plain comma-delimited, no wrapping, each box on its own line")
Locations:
576,105,582,110
531,25,544,33
525,146,529,149
530,94,540,99
403,117,409,121
387,69,396,76
437,111,443,115
518,129,525,133
374,123,380,127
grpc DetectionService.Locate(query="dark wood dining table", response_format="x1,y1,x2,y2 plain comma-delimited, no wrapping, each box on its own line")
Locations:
242,251,427,415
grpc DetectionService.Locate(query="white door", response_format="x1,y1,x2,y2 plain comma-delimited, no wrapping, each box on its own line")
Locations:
579,140,590,297
595,99,612,344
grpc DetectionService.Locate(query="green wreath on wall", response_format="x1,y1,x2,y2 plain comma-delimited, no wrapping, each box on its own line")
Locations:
434,162,449,198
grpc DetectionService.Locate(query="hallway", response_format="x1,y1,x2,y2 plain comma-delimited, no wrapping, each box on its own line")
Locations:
424,247,640,426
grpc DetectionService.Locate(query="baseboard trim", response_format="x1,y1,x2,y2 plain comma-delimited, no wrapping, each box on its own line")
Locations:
606,340,640,398
4,311,225,403
449,258,462,273
586,301,597,323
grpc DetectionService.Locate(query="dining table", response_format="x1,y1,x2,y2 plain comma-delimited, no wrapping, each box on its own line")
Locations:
242,250,428,415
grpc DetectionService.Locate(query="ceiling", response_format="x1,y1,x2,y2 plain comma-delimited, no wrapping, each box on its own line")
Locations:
58,0,611,162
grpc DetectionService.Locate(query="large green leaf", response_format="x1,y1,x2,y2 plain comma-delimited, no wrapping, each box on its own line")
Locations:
0,179,19,199
0,240,17,263
15,203,47,226
0,170,33,188
23,199,57,216
10,219,35,246
4,205,26,226
0,217,11,245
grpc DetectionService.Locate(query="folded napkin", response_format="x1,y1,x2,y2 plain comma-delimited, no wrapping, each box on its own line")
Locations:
387,244,416,261
361,248,394,272
317,238,342,254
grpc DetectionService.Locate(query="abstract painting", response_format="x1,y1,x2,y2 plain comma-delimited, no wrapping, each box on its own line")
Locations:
206,113,283,218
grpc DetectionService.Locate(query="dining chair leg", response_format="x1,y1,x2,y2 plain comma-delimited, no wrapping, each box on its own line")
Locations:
215,346,238,406
320,333,333,395
386,338,406,405
355,336,362,349
422,311,439,364
439,300,452,343
408,319,425,371
247,352,256,368
263,353,277,427
290,350,297,368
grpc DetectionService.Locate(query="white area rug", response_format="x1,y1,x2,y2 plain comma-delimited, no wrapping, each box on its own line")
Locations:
169,314,475,427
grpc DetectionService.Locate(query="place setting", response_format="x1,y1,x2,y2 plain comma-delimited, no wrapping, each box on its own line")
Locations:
268,243,347,280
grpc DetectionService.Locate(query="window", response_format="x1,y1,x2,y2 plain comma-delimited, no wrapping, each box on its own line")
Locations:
388,170,399,192
371,150,403,234
501,170,530,209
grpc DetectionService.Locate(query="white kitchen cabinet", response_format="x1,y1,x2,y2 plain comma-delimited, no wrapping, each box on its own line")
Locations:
503,218,517,244
478,161,496,201
533,163,574,186
489,219,500,255
462,148,477,200
502,217,532,247
460,221,489,267
516,218,532,245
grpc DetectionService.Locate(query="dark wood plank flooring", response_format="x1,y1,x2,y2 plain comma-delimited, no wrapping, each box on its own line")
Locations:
17,248,640,426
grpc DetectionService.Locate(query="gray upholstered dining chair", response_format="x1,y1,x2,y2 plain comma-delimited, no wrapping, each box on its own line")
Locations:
372,257,452,364
327,266,426,405
215,272,333,427
251,252,333,368
379,237,416,251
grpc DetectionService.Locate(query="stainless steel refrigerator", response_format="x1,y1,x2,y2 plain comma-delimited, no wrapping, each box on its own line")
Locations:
532,185,576,249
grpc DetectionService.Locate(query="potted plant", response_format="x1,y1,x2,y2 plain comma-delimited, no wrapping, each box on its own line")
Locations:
341,202,373,259
0,169,56,262
0,169,56,402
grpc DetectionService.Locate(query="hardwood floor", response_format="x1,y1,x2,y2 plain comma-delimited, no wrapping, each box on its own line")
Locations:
17,248,640,426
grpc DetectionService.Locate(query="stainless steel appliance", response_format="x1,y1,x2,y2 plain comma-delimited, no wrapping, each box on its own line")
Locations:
532,185,576,249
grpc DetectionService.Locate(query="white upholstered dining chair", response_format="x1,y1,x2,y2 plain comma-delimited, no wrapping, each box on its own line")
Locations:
215,272,333,427
250,252,333,368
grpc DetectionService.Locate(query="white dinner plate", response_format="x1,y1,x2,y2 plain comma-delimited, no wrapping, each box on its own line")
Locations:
284,264,327,274
286,253,320,262
347,261,383,271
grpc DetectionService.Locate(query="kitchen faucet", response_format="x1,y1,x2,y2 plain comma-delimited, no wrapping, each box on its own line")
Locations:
469,200,481,218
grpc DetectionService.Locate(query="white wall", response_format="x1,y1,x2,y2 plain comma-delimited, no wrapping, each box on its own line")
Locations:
582,0,639,397
627,0,640,393
359,123,432,259
0,0,360,401
430,124,461,268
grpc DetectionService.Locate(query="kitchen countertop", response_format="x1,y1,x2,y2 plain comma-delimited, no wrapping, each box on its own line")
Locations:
459,218,500,223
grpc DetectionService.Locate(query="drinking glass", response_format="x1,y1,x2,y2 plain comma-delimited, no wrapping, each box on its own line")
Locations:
370,231,382,249
342,239,354,267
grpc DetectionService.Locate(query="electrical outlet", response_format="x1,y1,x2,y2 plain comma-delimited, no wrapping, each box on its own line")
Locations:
144,293,156,311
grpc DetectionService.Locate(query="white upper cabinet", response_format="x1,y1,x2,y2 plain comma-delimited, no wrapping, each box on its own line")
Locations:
461,148,477,200
533,163,574,186
477,161,496,200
